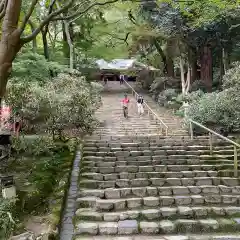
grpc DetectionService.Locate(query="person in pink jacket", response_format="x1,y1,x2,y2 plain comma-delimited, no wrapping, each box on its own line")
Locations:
121,94,130,118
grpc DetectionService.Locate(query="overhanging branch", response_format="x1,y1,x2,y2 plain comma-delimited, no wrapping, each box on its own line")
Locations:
20,0,140,43
20,0,39,31
41,0,57,37
65,0,122,22
20,0,75,43
58,0,142,23
101,31,131,45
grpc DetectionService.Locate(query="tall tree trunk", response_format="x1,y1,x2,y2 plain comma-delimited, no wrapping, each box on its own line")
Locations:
166,40,175,77
62,22,69,60
154,38,175,77
153,38,167,74
200,45,212,92
28,20,37,53
219,47,224,85
180,56,190,96
222,47,230,73
0,0,22,100
63,21,74,71
166,57,174,77
188,47,198,82
41,29,50,60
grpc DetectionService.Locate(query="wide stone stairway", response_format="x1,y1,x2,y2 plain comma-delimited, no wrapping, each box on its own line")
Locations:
71,82,240,240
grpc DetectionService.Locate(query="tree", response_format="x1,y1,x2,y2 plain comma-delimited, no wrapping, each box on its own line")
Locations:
0,0,125,102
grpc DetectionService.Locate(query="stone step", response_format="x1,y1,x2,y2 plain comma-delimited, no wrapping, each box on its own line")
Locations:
77,194,240,210
84,137,231,142
74,234,240,240
82,155,233,162
82,160,236,170
86,134,236,140
84,143,234,149
83,147,234,155
93,131,163,134
89,134,192,139
84,140,232,147
83,145,234,152
75,206,240,222
83,151,239,160
79,177,239,189
79,185,240,199
84,135,219,139
82,155,235,163
81,170,218,180
82,164,235,174
81,170,240,181
95,125,161,128
74,218,240,235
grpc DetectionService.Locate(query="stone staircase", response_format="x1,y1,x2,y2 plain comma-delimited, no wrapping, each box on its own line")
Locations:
72,82,240,240
92,82,187,138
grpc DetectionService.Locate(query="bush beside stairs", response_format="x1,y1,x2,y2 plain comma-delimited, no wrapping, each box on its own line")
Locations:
73,82,240,240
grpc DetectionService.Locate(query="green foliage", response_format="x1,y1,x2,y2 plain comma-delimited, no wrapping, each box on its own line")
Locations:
176,90,205,104
157,88,178,107
0,199,16,239
174,90,205,117
223,62,240,89
12,136,59,156
150,76,180,95
190,80,208,92
27,152,69,210
76,2,139,60
6,73,101,137
188,88,240,132
10,136,74,214
11,52,68,84
176,0,238,27
187,61,240,133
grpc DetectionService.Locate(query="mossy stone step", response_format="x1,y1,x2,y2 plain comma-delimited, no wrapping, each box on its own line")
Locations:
74,218,240,235
75,206,240,222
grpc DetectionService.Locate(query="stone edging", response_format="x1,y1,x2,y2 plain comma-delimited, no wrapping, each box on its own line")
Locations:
59,148,81,240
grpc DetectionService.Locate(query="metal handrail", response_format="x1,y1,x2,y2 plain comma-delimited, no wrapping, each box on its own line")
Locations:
188,118,240,177
123,80,168,135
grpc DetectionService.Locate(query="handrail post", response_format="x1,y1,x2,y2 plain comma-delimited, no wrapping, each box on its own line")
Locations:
209,132,213,155
189,121,193,140
234,145,238,177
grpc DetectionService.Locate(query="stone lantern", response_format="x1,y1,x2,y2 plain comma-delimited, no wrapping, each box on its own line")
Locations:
1,175,16,199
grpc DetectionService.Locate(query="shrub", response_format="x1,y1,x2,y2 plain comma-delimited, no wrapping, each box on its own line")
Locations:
212,68,222,89
9,136,74,214
187,62,240,134
12,136,59,156
150,76,180,96
6,73,101,138
188,88,240,132
0,199,17,239
176,90,205,104
11,52,68,84
190,80,208,92
157,88,178,107
138,70,157,90
223,62,240,89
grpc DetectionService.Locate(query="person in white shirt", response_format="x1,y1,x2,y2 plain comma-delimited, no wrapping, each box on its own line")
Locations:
137,95,144,115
